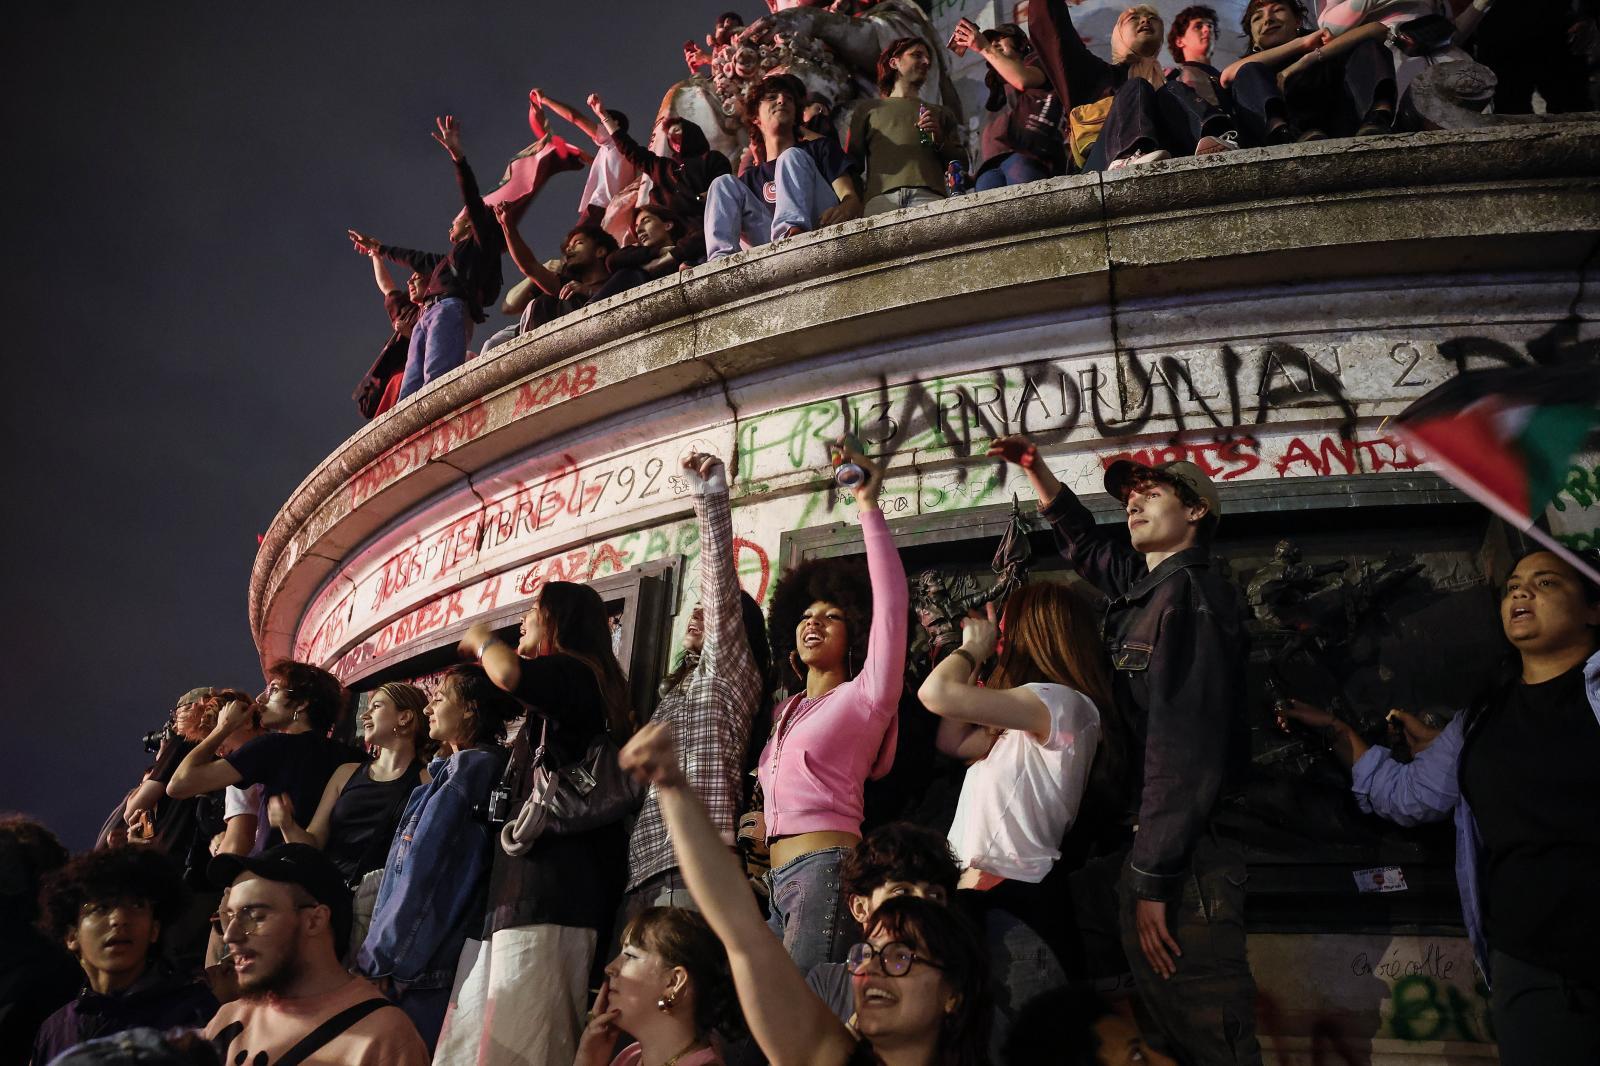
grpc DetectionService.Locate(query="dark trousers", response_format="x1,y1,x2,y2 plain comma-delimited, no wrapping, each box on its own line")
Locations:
1490,949,1600,1066
1231,38,1395,141
1475,2,1592,114
1095,77,1232,167
1118,834,1262,1066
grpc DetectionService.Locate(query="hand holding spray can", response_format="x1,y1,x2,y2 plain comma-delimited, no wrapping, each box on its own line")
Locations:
830,434,867,488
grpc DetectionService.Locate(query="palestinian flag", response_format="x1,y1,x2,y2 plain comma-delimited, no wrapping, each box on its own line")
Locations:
1393,362,1600,580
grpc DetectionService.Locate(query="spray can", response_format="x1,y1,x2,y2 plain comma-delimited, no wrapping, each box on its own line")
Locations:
945,159,967,196
830,435,867,488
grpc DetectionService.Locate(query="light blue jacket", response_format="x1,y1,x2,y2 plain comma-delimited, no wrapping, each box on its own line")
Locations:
356,744,507,988
1350,649,1600,982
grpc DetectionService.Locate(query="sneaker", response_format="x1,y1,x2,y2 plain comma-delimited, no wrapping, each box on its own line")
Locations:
1356,108,1395,136
1296,128,1329,142
1107,148,1173,170
1195,130,1240,155
1266,121,1299,145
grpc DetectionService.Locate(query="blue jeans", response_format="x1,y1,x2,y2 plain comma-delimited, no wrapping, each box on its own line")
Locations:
765,846,852,974
980,902,1068,1062
975,152,1051,192
398,297,473,399
704,146,840,260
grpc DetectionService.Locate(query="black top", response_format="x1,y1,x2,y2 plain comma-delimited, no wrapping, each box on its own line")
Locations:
608,125,732,226
326,760,426,883
1461,661,1600,979
226,732,366,849
483,654,626,934
377,157,504,323
147,738,200,859
736,136,857,203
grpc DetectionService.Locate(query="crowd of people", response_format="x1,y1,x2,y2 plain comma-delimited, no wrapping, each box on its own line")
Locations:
11,431,1600,1065
342,0,1599,418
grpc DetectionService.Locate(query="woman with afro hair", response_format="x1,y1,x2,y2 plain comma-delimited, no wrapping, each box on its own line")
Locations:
757,438,909,974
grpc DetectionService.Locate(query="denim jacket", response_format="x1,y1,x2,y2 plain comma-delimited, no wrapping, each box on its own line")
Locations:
1040,487,1250,901
356,743,508,988
1350,649,1600,983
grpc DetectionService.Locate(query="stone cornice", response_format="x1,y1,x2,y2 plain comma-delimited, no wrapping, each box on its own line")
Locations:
250,124,1600,664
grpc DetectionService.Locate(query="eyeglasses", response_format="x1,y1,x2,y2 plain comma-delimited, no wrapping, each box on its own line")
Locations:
845,941,944,978
211,903,319,937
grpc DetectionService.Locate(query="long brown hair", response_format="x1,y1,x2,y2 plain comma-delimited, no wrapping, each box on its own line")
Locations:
986,582,1125,804
536,581,635,743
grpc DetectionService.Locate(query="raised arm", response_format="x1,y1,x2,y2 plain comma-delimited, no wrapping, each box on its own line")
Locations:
620,724,857,1066
1273,23,1384,86
532,89,604,146
989,435,1143,597
433,116,500,255
492,203,564,296
686,453,753,683
841,441,908,714
371,254,401,296
1027,0,1114,106
952,18,1046,92
917,606,1052,741
166,699,250,799
462,623,523,692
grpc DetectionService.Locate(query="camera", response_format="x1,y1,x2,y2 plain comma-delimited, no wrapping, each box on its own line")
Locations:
478,785,514,826
142,723,174,754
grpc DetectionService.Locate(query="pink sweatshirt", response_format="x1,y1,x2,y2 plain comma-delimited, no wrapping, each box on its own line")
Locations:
758,506,908,840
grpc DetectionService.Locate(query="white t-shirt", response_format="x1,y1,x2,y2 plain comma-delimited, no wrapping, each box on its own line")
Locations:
224,783,263,821
946,683,1100,883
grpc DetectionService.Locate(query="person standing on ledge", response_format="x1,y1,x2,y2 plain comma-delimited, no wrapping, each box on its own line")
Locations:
988,437,1262,1066
347,115,504,400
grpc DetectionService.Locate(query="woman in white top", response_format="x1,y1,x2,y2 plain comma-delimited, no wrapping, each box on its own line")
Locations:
917,581,1124,1056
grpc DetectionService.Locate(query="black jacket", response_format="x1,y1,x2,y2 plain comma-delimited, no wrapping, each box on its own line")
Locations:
1041,487,1250,900
379,157,504,323
608,123,732,229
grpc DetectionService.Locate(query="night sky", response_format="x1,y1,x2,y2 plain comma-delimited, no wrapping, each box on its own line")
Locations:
2,2,754,848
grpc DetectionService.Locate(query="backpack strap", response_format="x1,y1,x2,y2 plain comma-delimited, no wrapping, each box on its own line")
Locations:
273,997,389,1066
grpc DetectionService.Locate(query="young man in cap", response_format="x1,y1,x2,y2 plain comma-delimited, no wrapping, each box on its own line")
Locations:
989,436,1262,1066
205,843,428,1065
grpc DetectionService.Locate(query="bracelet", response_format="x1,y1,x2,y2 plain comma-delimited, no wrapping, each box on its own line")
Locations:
950,648,981,675
477,636,498,660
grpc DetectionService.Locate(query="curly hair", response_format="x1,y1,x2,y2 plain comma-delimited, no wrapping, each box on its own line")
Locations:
0,814,69,922
742,73,806,157
841,822,958,901
767,556,873,690
41,845,187,943
440,665,521,747
265,659,348,736
1168,5,1218,63
623,907,743,1038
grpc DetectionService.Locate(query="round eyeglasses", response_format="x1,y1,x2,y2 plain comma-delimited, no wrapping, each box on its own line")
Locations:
845,941,943,978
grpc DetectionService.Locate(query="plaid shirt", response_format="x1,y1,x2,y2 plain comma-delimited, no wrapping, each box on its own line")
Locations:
626,486,762,890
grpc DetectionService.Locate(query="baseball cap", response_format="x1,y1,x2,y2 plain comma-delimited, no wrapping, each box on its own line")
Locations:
209,843,353,948
1103,459,1222,519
